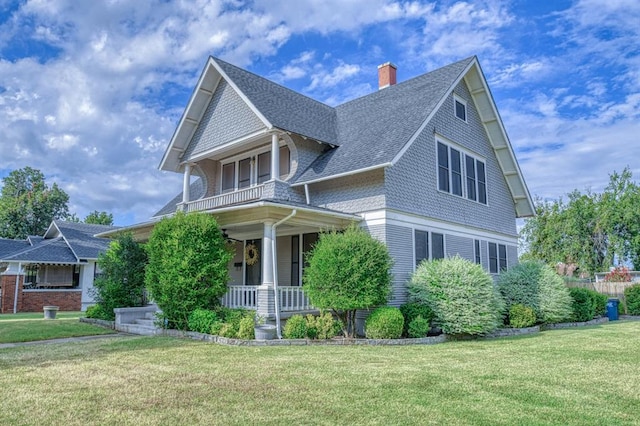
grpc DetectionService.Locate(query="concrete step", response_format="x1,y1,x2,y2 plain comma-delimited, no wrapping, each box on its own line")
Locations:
116,322,162,336
135,318,156,327
144,311,157,320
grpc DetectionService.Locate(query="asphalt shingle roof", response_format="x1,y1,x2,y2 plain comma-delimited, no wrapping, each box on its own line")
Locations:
0,239,30,259
3,237,78,263
213,57,338,146
153,179,206,218
53,221,119,260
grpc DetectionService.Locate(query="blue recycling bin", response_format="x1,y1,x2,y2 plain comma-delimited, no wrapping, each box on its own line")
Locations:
606,298,619,321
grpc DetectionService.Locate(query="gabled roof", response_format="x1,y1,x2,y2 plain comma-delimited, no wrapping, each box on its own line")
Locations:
159,56,337,173
294,57,474,184
159,55,534,218
0,220,119,264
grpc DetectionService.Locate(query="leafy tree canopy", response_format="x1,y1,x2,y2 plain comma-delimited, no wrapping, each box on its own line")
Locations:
0,167,70,238
84,210,114,226
520,168,640,275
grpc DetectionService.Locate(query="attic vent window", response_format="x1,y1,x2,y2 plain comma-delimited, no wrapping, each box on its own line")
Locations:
454,95,467,122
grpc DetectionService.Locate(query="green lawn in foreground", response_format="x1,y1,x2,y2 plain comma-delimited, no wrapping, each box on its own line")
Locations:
0,315,115,343
0,311,82,321
1,322,638,425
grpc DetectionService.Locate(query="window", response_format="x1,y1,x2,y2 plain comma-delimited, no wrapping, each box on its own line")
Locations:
222,163,235,193
474,239,481,265
437,142,449,192
279,146,290,179
488,242,507,273
414,230,445,266
432,233,445,260
238,158,251,189
291,235,300,286
415,230,429,267
437,140,487,205
220,145,291,191
257,151,271,184
454,95,467,121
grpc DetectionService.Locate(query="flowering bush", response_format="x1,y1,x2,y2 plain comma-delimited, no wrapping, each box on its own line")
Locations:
604,266,632,282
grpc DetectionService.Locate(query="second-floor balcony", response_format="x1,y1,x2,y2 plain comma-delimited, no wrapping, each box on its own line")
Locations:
183,184,264,212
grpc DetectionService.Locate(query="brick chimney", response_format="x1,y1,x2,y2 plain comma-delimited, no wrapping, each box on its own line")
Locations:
378,62,397,89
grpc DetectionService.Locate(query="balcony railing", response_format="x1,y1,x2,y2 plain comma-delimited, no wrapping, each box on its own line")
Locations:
184,185,264,212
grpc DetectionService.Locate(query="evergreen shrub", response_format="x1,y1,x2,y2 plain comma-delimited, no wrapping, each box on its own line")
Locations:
283,314,307,339
188,309,219,334
497,261,573,324
399,302,433,337
624,284,640,315
508,304,536,328
409,256,504,335
365,307,404,339
407,315,431,338
305,312,340,339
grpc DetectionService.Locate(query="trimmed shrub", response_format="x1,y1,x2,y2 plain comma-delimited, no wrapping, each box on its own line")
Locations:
283,314,307,339
407,315,431,338
625,284,640,315
237,316,255,340
188,309,219,334
618,299,627,316
303,225,393,338
365,307,404,339
497,261,573,324
305,312,340,340
145,212,233,330
92,233,148,320
569,288,609,322
85,304,111,320
591,292,608,317
409,256,504,336
508,304,536,328
399,302,433,337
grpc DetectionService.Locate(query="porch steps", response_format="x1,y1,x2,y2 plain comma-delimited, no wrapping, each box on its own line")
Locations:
114,305,163,336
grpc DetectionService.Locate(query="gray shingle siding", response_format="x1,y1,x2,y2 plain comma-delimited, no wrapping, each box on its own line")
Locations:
446,234,474,261
385,81,517,237
311,169,385,214
384,224,413,307
184,79,265,160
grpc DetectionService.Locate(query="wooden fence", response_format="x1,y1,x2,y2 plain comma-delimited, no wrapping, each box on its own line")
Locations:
565,280,636,304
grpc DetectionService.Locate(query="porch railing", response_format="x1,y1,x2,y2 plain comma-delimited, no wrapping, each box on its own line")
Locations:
221,286,313,311
184,185,264,212
221,286,258,309
278,286,312,311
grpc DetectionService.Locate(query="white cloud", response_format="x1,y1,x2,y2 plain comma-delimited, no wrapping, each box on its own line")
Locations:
307,63,361,91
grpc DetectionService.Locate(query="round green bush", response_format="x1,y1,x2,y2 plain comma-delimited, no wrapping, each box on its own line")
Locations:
305,312,340,339
399,302,433,337
508,304,536,328
624,284,640,315
365,307,404,339
407,315,431,338
283,314,308,339
409,256,504,336
497,261,573,324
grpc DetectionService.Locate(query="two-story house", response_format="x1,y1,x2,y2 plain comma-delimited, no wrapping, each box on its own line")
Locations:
104,55,534,323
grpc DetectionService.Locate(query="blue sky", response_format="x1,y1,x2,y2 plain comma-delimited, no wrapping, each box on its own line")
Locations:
0,0,639,226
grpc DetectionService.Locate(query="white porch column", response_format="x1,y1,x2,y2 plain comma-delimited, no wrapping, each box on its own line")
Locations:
182,163,192,205
271,133,279,181
262,221,275,286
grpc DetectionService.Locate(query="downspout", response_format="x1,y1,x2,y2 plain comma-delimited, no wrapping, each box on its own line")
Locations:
13,262,21,314
272,209,297,339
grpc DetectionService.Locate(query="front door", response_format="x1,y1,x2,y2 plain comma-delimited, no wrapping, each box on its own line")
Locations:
245,239,261,285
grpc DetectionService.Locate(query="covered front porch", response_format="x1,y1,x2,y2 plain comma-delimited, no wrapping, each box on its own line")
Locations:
115,201,359,319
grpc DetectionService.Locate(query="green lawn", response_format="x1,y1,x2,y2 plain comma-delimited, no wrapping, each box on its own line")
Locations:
1,321,638,425
0,312,115,344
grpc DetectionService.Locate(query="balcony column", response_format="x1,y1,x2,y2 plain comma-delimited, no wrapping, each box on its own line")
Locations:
257,220,276,318
271,133,279,181
182,163,192,206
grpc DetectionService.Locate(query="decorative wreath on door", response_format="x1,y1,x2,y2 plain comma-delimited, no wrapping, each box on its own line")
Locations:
245,243,259,265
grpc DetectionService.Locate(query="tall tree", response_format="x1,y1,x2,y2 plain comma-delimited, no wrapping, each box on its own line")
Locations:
0,167,70,239
84,210,114,226
520,168,640,275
